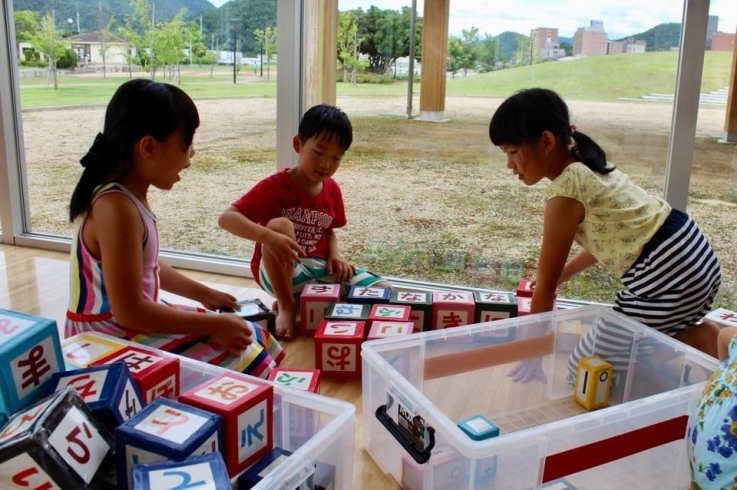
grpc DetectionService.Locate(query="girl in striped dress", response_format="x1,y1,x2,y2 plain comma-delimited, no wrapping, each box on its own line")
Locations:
488,88,721,384
66,79,283,378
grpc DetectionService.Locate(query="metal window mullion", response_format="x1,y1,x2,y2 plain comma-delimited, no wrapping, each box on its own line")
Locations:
276,0,302,171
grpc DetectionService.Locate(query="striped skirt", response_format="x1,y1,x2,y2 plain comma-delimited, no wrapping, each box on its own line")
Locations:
567,209,721,382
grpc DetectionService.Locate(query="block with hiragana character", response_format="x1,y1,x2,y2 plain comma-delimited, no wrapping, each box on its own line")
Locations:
115,397,221,490
324,302,370,322
347,285,391,304
516,278,534,297
516,296,532,316
473,291,518,323
390,289,433,332
431,291,475,329
367,321,415,341
92,345,179,404
0,309,65,419
574,355,612,411
314,320,364,378
61,333,127,370
367,304,411,331
177,372,273,476
706,308,737,328
268,368,320,393
0,386,115,490
300,284,341,336
131,452,230,490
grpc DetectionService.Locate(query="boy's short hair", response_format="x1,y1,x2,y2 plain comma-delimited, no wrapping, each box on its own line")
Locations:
298,104,353,151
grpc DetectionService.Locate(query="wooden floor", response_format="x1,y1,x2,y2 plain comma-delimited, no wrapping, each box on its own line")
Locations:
0,243,399,489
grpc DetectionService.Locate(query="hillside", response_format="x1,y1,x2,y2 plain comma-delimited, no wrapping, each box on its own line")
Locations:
617,22,682,51
496,31,527,61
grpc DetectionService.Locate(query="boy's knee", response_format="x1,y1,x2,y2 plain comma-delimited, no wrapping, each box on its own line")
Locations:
265,217,294,234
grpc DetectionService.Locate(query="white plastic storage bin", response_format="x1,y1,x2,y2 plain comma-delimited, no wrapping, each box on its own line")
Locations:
61,332,355,490
361,305,718,490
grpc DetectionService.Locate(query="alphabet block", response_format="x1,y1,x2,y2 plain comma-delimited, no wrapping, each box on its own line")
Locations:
431,291,475,329
268,368,321,393
314,320,364,378
574,355,613,410
324,302,370,322
47,362,145,433
0,309,65,419
62,332,127,369
0,386,115,490
177,372,273,476
347,285,391,304
115,398,222,490
390,289,433,332
367,304,411,330
367,321,414,341
131,452,231,490
516,278,534,297
300,284,341,336
92,345,180,404
473,291,518,323
457,414,499,441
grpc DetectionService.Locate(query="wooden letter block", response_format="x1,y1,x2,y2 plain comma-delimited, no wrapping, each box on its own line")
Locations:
92,345,180,404
347,285,391,304
300,284,341,336
178,372,273,476
314,321,364,378
574,355,613,410
367,321,415,341
268,368,321,393
367,304,411,330
324,302,370,321
0,387,115,490
390,289,433,332
516,278,534,297
115,398,221,490
131,452,230,489
62,333,127,369
47,362,145,433
0,309,65,418
473,291,518,323
431,291,475,329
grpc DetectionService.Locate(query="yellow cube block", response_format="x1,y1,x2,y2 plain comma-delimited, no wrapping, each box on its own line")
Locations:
573,355,612,410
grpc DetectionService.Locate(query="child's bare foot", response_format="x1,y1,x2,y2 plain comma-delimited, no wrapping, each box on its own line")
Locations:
274,303,297,341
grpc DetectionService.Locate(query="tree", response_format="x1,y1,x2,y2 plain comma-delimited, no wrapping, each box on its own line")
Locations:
477,33,499,72
99,12,116,79
253,25,276,81
514,36,531,65
13,10,40,58
446,36,464,78
29,13,66,90
337,11,367,84
458,27,480,76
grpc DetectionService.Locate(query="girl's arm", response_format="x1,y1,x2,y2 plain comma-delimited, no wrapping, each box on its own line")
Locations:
158,261,237,311
560,249,598,284
717,326,737,361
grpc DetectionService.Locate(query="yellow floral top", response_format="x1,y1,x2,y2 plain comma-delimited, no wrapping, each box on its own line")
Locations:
688,336,737,489
544,162,671,277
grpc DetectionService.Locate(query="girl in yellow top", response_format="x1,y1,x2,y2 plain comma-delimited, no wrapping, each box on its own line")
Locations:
489,88,722,384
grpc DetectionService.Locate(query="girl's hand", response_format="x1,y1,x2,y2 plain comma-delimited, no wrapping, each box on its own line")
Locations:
210,314,254,356
327,256,356,283
199,287,238,311
508,358,547,384
264,232,305,267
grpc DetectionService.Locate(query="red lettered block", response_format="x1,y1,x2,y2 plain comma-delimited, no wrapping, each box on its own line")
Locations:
367,321,415,341
178,372,273,476
92,346,179,404
314,321,364,379
299,284,341,336
432,291,475,329
367,304,411,332
268,368,321,393
516,279,534,298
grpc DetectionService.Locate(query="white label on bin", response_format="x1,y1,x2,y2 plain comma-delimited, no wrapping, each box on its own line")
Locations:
0,314,34,339
48,406,109,484
12,336,58,399
148,462,216,489
135,405,207,444
194,376,257,405
257,454,290,478
57,370,108,403
238,399,269,462
0,453,61,489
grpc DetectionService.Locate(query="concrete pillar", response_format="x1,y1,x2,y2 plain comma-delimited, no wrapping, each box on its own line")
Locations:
724,24,737,143
303,0,338,109
419,0,450,121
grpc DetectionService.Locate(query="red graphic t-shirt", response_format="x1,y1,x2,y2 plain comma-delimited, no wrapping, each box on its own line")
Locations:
232,168,347,279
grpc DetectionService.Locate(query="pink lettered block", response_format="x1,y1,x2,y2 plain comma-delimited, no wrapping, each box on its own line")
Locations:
516,296,532,316
367,304,412,331
268,368,321,393
314,321,365,379
431,291,475,329
367,321,415,341
300,284,341,336
91,345,179,405
516,279,535,298
390,290,433,332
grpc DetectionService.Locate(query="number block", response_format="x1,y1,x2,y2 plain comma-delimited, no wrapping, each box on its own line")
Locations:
401,445,469,490
347,285,391,304
314,321,365,379
324,302,370,322
516,278,535,297
0,309,65,418
0,386,115,490
367,321,414,341
177,372,273,477
131,452,230,490
115,398,222,490
268,368,321,393
62,333,127,369
557,319,583,352
574,355,613,410
300,284,341,336
457,414,499,441
431,291,475,329
92,345,180,404
47,362,145,433
367,304,411,331
473,291,518,323
390,289,433,332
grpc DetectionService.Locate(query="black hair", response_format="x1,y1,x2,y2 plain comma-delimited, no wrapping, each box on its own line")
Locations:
489,88,613,175
298,104,353,151
69,78,200,221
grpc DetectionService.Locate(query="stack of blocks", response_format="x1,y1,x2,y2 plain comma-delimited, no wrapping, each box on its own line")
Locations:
300,284,341,336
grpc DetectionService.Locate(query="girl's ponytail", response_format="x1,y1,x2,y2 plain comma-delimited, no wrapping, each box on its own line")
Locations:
570,130,613,175
69,133,117,221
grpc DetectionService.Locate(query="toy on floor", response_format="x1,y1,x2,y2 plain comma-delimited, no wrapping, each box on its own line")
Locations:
314,320,364,378
390,289,433,332
325,301,370,322
457,414,500,441
432,290,475,329
131,452,230,489
268,367,321,393
367,321,414,341
347,285,391,304
573,355,613,410
300,284,341,336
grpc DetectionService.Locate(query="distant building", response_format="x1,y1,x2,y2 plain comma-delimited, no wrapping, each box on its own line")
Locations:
706,15,719,49
710,32,735,52
573,20,607,57
530,27,565,60
66,31,135,66
607,37,647,55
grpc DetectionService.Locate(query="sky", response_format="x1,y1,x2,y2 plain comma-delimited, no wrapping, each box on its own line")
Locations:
208,0,736,41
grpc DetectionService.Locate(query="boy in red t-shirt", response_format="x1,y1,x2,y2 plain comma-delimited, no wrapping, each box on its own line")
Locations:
219,104,389,340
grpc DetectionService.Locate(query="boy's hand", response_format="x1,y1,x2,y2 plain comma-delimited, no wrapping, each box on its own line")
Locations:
264,232,305,267
210,314,254,356
198,287,238,311
327,256,356,283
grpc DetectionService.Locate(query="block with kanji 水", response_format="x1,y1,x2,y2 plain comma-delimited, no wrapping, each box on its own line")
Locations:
314,320,365,378
0,386,115,490
177,372,273,476
706,308,737,328
367,321,415,341
131,452,230,490
46,361,145,433
431,291,475,329
268,367,321,393
299,284,341,336
91,345,179,404
390,289,433,332
324,301,370,322
473,291,518,323
367,304,411,331
347,285,391,304
115,397,221,490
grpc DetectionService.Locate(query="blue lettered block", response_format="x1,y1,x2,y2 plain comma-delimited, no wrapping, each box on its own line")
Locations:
347,285,391,304
115,398,222,490
131,452,230,489
0,309,64,418
457,414,500,441
236,447,292,489
47,361,145,433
